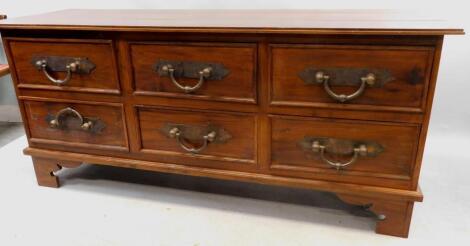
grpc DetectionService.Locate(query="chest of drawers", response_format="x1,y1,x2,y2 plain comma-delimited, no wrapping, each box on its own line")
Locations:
0,10,463,238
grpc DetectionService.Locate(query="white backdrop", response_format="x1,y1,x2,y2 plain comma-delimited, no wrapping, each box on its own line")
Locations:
1,0,469,136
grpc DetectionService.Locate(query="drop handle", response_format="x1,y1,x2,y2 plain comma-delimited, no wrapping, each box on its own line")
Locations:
161,64,212,93
169,127,217,154
49,107,93,131
312,140,368,170
35,60,80,85
315,71,376,102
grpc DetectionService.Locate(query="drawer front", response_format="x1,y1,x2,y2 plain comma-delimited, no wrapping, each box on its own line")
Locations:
137,107,256,167
8,38,120,94
130,42,257,103
270,44,434,111
270,116,420,189
23,100,128,151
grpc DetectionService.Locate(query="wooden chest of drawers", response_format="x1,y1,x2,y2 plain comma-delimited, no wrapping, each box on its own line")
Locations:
0,10,463,238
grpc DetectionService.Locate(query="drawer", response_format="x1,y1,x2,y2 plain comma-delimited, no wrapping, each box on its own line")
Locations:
23,100,128,151
270,44,434,111
270,115,420,189
130,42,257,103
7,38,120,94
137,106,256,167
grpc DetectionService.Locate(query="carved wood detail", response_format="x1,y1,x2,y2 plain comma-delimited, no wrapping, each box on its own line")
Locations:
32,157,82,188
337,194,415,238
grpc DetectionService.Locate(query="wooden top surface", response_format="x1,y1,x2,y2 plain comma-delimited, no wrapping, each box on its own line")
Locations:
0,9,464,35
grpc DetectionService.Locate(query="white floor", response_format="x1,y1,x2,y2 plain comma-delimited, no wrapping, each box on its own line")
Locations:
0,134,469,246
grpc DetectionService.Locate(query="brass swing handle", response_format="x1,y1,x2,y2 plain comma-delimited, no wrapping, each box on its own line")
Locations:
169,127,217,154
315,71,376,102
49,107,93,131
312,140,368,170
32,56,96,86
161,64,212,93
35,60,80,85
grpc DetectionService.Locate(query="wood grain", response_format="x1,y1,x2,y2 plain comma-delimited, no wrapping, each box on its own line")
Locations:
24,147,423,202
270,44,434,111
137,106,257,166
337,194,415,238
7,38,120,94
130,42,257,103
23,99,128,151
0,9,460,237
270,115,420,189
0,10,464,35
32,157,82,188
410,37,444,191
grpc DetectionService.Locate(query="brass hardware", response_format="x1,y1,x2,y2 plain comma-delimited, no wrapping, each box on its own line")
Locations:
315,71,375,102
155,60,230,93
48,107,94,131
35,60,78,85
312,140,367,170
32,56,96,85
299,137,384,171
161,64,212,93
169,127,217,154
161,123,232,154
298,67,394,103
